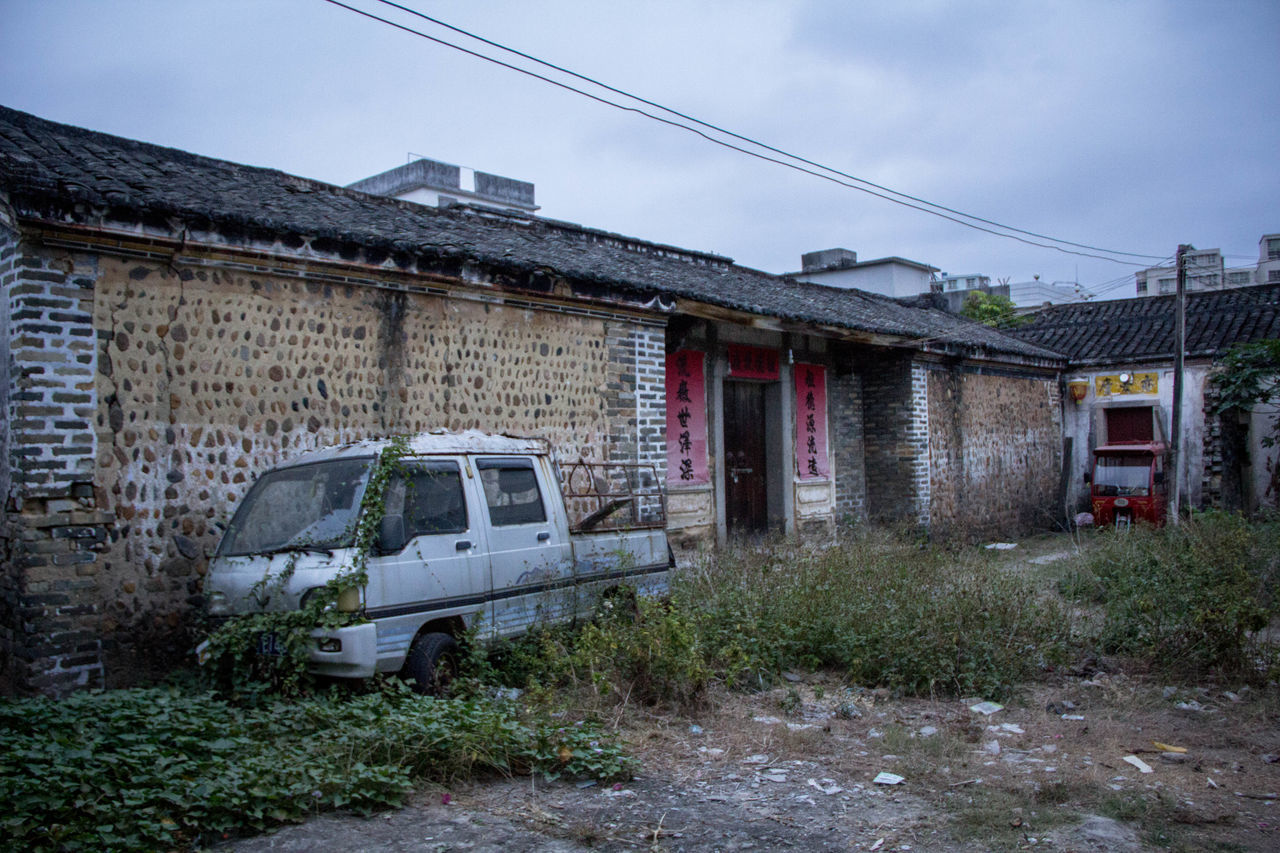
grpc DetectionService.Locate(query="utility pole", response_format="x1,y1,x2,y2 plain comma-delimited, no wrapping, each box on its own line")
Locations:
1169,244,1190,526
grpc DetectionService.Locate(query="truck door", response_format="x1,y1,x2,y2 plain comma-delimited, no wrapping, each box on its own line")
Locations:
477,456,573,638
363,458,493,661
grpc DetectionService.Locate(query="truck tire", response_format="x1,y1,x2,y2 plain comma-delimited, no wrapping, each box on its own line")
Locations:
402,632,458,696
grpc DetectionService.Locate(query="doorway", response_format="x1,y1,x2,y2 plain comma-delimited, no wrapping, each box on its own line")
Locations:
723,381,768,532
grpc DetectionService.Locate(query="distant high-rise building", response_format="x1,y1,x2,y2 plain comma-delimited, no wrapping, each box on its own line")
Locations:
1133,234,1278,297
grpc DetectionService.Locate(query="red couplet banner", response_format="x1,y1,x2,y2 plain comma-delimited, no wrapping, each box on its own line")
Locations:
794,363,829,479
666,350,709,485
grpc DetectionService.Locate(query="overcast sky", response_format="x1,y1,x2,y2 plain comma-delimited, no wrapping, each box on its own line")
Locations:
2,0,1277,299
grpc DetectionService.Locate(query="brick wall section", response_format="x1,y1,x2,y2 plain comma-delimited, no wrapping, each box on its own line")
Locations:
0,225,14,692
2,238,112,694
600,322,666,521
860,352,929,525
829,370,867,522
925,365,1061,540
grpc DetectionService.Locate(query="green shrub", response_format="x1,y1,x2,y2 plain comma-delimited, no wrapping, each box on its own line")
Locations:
568,597,709,708
1064,511,1280,680
0,684,630,852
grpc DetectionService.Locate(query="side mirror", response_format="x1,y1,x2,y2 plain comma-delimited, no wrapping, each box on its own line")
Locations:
1154,471,1165,485
1083,472,1092,485
377,515,407,553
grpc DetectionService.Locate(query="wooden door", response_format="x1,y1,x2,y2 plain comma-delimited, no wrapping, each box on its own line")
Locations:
723,381,768,532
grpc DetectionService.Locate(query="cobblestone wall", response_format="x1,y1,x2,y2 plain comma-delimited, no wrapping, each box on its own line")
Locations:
926,365,1061,539
4,241,664,693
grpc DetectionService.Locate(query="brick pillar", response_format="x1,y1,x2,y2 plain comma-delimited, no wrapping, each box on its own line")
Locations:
603,319,666,522
860,352,931,527
1,239,109,695
829,370,867,522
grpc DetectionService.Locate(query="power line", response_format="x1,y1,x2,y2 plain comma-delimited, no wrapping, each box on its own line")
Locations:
368,0,1165,264
320,0,1162,267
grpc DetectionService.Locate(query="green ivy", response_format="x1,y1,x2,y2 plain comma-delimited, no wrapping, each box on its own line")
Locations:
0,683,632,852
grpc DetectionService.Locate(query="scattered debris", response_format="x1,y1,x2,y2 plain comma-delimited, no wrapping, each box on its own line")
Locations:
872,772,904,785
689,724,703,735
576,780,597,789
1176,699,1206,712
1153,741,1186,753
1045,700,1076,715
1122,755,1154,774
807,778,843,796
984,740,1002,756
917,725,938,737
752,716,784,725
742,754,770,765
1261,754,1280,765
969,701,1004,715
1061,714,1086,721
870,838,885,851
984,542,1018,550
835,702,861,720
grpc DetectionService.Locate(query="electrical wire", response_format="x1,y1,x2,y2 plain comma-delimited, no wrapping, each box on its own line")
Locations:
319,0,1162,267
368,0,1166,264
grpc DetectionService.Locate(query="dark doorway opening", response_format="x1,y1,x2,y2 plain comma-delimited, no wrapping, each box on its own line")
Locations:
724,381,768,533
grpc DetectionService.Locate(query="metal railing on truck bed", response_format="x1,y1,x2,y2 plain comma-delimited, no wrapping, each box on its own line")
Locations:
557,460,667,532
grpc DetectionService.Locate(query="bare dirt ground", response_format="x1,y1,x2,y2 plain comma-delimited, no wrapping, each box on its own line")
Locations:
224,538,1280,852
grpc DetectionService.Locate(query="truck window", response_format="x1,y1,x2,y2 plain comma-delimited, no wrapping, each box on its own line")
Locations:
477,458,547,526
385,462,468,537
217,458,371,556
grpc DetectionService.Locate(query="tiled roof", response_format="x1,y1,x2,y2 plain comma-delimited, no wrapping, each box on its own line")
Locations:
1009,285,1280,364
0,105,1058,361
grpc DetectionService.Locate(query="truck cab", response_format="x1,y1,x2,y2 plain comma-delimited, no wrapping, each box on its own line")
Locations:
1090,441,1168,527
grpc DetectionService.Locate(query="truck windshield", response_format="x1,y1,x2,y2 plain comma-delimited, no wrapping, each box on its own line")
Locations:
217,458,371,556
1093,454,1151,496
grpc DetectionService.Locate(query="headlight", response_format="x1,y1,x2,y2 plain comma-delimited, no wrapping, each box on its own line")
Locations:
299,586,362,613
207,590,229,616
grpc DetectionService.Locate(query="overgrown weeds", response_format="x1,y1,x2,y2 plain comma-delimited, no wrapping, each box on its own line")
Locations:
0,682,630,852
489,529,1069,705
1061,511,1280,681
676,530,1069,700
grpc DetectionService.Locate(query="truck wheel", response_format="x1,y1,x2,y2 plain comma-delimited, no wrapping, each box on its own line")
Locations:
402,632,458,696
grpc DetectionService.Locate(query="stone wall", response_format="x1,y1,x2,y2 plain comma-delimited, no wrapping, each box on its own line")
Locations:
926,364,1061,539
4,239,665,693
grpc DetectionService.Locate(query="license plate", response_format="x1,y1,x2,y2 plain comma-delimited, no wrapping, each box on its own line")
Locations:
257,631,284,657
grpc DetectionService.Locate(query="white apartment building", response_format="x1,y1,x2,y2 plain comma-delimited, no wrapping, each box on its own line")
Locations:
1134,234,1279,297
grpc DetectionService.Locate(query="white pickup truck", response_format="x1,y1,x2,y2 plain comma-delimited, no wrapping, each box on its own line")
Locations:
204,431,671,692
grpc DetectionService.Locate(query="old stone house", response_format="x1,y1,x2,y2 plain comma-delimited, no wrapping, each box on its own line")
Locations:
1010,285,1280,515
2,105,1064,695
